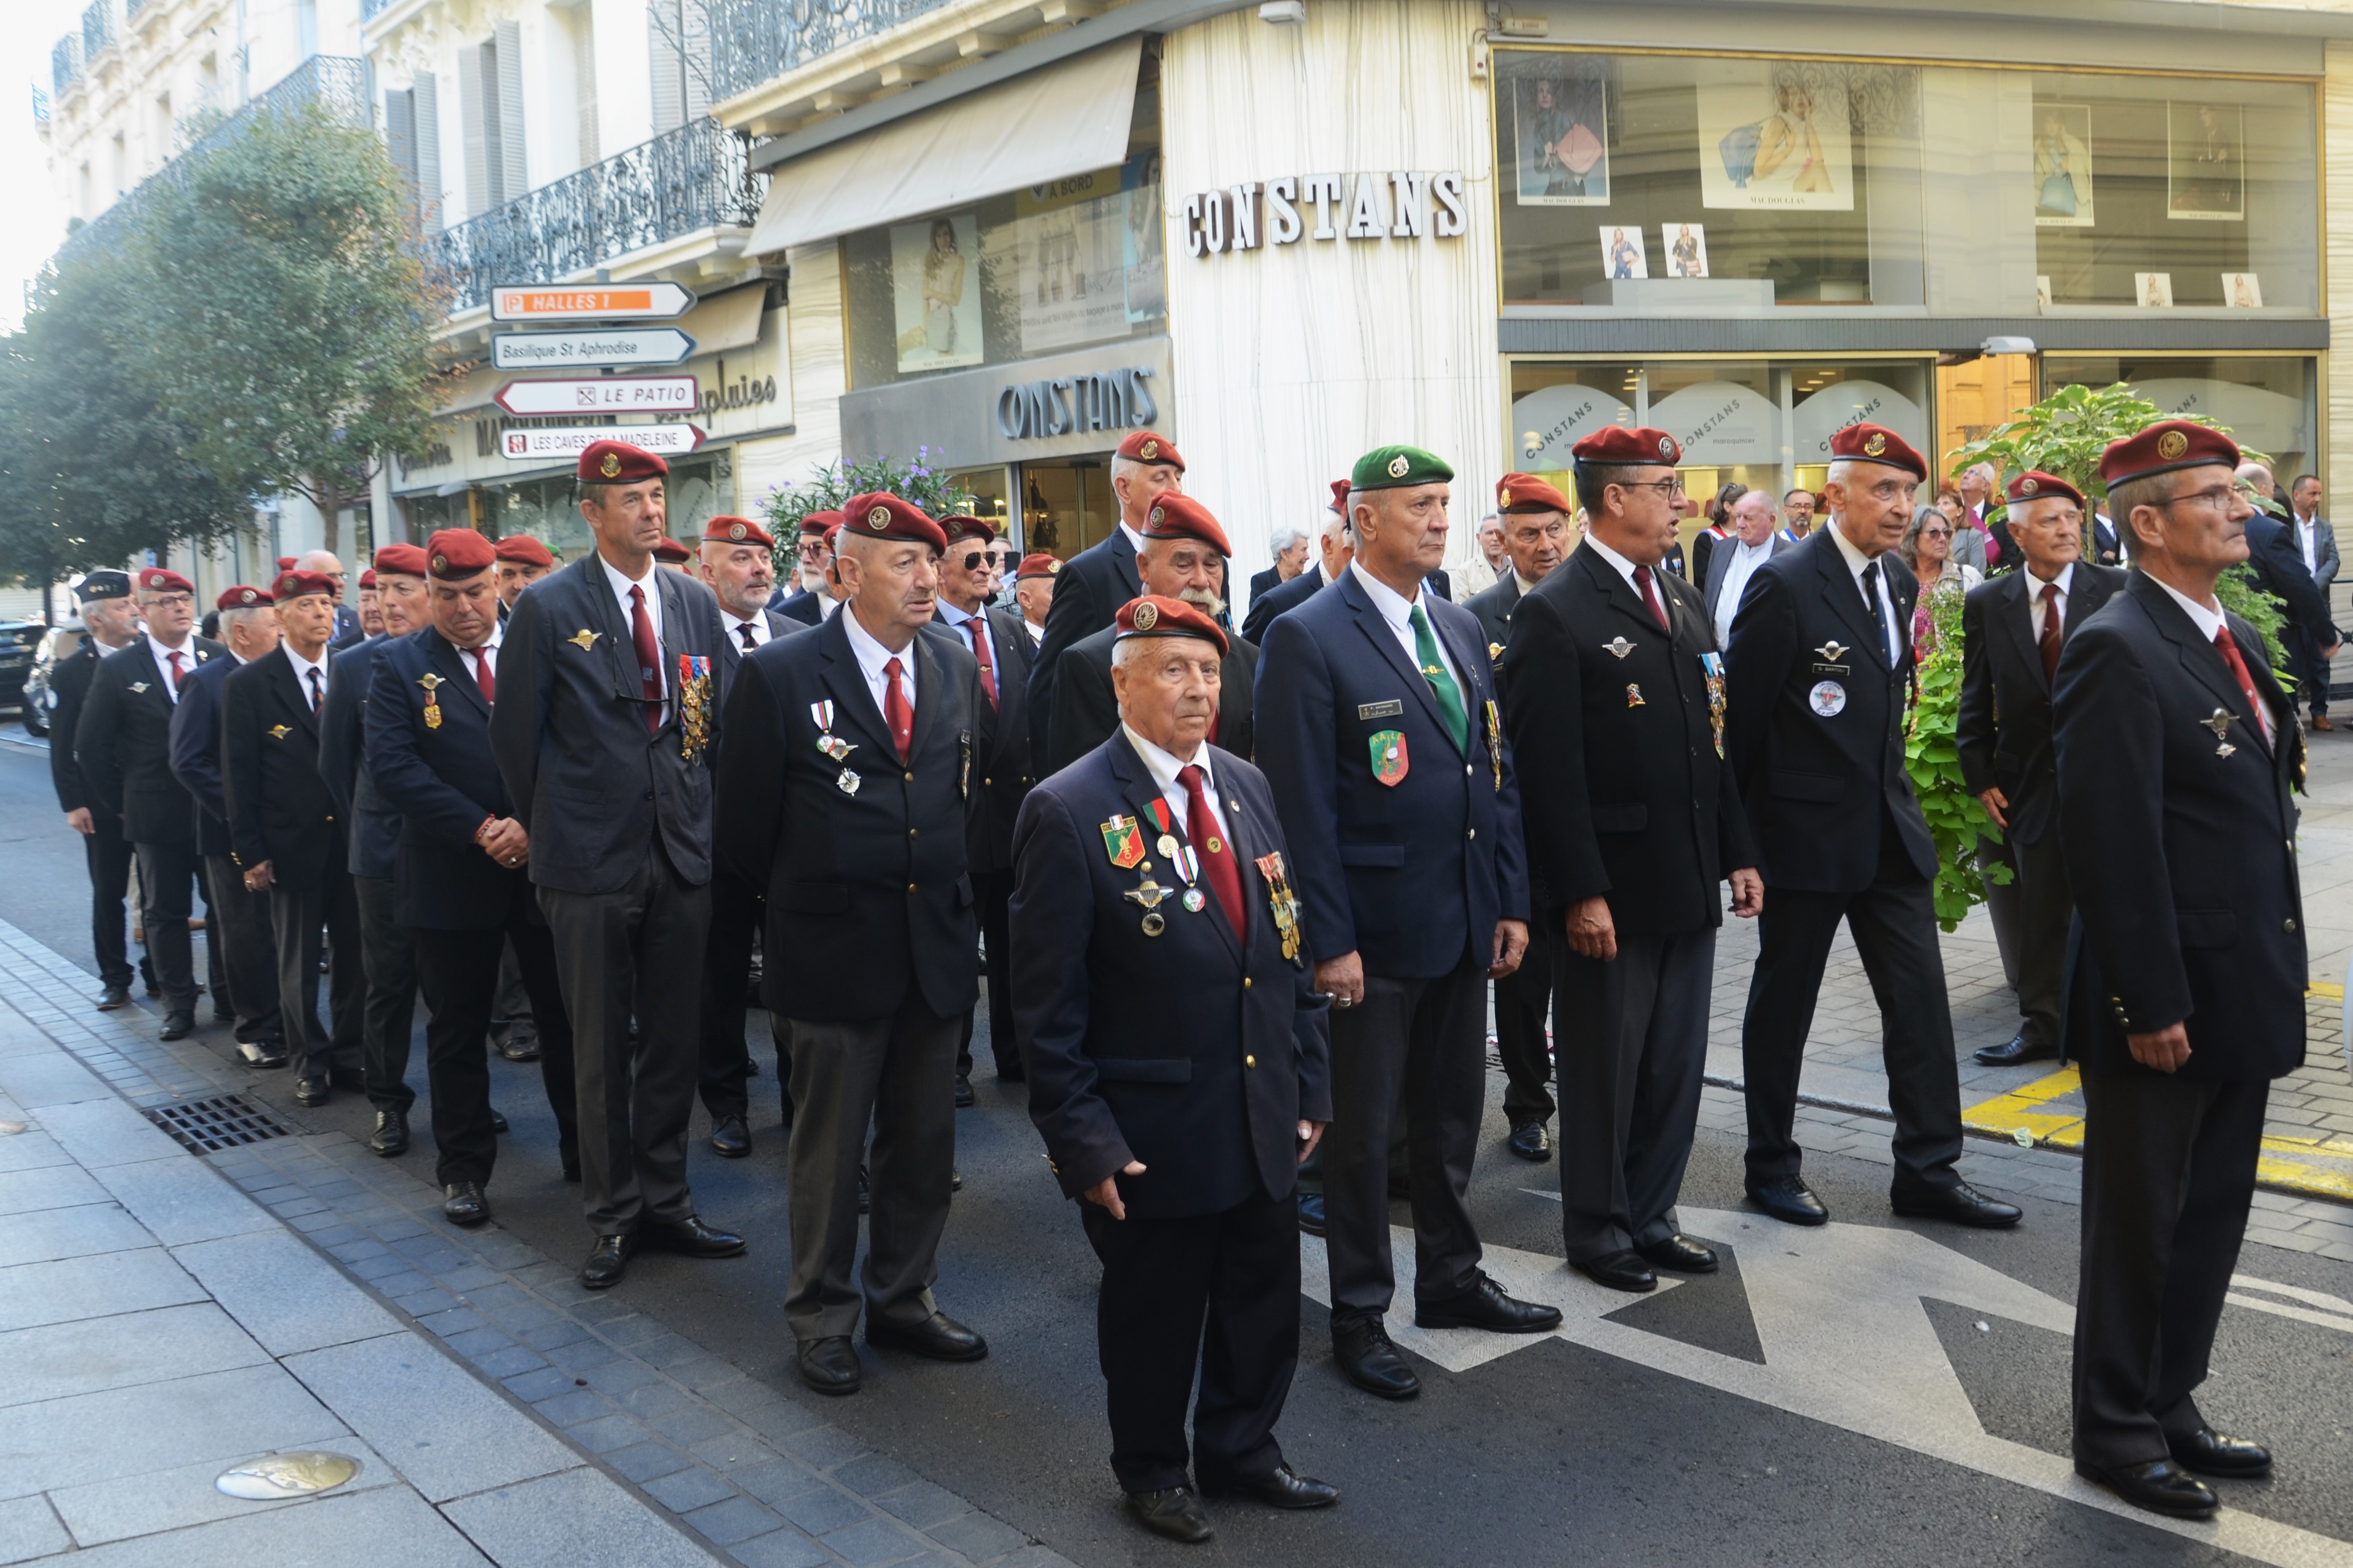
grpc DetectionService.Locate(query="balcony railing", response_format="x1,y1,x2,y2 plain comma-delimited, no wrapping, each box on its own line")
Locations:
81,0,113,63
359,0,391,22
678,0,955,108
431,115,765,314
51,36,80,96
32,84,49,123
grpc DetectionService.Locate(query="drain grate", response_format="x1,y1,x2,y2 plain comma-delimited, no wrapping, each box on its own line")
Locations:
147,1095,290,1154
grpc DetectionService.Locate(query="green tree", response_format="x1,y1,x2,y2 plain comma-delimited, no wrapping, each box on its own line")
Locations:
758,448,978,577
133,98,451,556
1903,587,2008,931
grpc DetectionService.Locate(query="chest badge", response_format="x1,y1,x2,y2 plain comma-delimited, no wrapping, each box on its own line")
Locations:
818,735,854,762
2201,708,2237,758
129,681,150,694
267,724,292,740
1602,637,1635,659
1625,683,1646,708
1102,814,1146,870
836,769,861,796
1809,681,1848,717
567,629,603,652
417,673,444,692
1123,877,1173,911
1815,640,1851,663
1369,729,1409,786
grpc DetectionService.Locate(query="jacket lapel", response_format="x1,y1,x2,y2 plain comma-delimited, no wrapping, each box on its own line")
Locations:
431,633,490,719
1576,547,1666,641
816,613,902,762
270,647,321,736
1995,572,2044,688
908,623,952,764
1340,572,1455,739
1807,530,1887,667
2132,575,2269,754
1109,733,1243,964
1111,531,1141,600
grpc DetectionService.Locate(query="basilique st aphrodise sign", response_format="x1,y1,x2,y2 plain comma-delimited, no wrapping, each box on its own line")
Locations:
1182,172,1470,256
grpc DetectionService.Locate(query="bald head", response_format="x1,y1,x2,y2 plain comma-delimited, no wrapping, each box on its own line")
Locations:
296,549,348,603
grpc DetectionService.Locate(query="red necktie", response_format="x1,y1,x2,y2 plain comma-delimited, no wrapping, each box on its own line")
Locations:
167,650,185,694
1177,763,1244,939
966,618,998,708
2037,583,2062,684
470,647,496,703
306,667,323,713
2213,625,2273,750
629,584,662,735
883,656,912,762
1634,564,1669,631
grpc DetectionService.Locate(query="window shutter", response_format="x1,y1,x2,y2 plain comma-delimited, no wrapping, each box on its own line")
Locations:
494,19,527,202
648,0,683,135
413,70,442,232
384,86,414,186
457,45,488,215
572,13,598,166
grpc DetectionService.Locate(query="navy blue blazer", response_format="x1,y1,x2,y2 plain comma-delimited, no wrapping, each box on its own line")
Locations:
2244,511,2339,642
770,587,824,626
319,636,402,881
1254,567,1529,978
1028,528,1141,772
1240,563,1325,646
1012,731,1331,1217
168,652,239,859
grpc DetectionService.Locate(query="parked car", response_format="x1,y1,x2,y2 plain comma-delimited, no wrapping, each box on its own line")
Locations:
20,621,82,739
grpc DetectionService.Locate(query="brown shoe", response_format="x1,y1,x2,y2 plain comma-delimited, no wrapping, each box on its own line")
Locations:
2313,714,2335,731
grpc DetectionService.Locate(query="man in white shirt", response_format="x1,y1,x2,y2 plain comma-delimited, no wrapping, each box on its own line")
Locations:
1705,488,1788,646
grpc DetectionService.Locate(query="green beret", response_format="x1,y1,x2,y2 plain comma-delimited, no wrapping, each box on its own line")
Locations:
1350,444,1454,491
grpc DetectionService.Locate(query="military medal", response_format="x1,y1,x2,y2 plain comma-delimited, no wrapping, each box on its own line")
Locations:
1123,877,1173,938
819,735,854,761
128,681,149,694
1602,637,1634,660
1255,851,1305,966
676,655,713,763
960,729,972,802
2200,708,2237,758
1102,814,1146,870
1485,698,1503,788
1141,913,1167,937
1157,833,1180,860
1626,683,1645,708
424,702,443,730
837,769,861,796
1810,681,1846,717
1369,729,1409,786
1182,889,1206,913
567,629,603,652
267,724,291,740
1700,651,1727,758
418,673,444,692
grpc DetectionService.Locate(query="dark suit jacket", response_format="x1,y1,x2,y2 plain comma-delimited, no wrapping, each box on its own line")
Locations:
770,588,825,626
330,604,364,650
715,610,795,684
1240,563,1326,646
2090,514,2123,568
221,646,344,889
1011,731,1331,1216
1255,567,1529,978
1956,563,2125,849
1248,566,1284,605
47,635,105,813
319,637,404,881
1029,529,1142,772
926,604,1038,873
168,654,240,859
2244,511,2338,643
1424,568,1453,603
491,555,727,895
2053,571,2305,1080
1463,573,1522,670
1687,527,1723,591
77,637,225,850
1503,547,1751,929
1042,624,1258,775
716,610,983,1023
1724,528,1936,893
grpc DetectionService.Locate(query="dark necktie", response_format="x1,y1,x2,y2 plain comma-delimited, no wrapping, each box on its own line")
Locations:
1178,763,1244,938
965,617,997,708
883,656,912,762
629,584,662,735
1634,564,1669,631
1861,561,1894,667
2037,583,2062,684
737,622,758,652
2213,625,2273,750
306,667,323,713
470,647,496,703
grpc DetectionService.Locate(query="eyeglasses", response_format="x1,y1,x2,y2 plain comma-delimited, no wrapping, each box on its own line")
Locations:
144,593,194,609
2161,485,2242,514
1921,527,1952,540
795,542,827,560
1615,477,1686,498
955,551,987,572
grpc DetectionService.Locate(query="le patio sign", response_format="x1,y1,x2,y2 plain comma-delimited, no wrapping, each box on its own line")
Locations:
1181,171,1468,256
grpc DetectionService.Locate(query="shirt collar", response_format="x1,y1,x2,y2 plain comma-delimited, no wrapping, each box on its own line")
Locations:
935,598,981,627
1123,722,1211,796
462,621,504,656
839,603,911,683
1513,571,1540,596
1119,520,1148,556
2148,573,2228,642
1349,559,1422,629
1827,521,1880,582
147,631,192,663
599,550,658,602
1736,534,1776,559
1578,533,1643,592
283,643,326,682
2027,562,2076,598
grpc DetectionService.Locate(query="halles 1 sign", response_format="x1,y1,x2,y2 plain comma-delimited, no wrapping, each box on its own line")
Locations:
1182,172,1469,256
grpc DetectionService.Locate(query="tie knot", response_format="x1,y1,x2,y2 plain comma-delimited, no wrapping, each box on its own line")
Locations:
2215,625,2238,653
1178,763,1205,792
2041,582,2060,602
885,656,903,677
630,584,645,604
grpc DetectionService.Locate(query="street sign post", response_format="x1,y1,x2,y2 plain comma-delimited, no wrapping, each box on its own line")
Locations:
491,328,697,371
493,376,700,417
489,284,696,322
501,425,706,461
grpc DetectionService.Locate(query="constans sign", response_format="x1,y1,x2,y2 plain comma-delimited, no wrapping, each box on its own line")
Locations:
1182,171,1469,256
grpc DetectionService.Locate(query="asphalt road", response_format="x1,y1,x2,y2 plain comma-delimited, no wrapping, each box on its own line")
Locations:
5,729,2351,1567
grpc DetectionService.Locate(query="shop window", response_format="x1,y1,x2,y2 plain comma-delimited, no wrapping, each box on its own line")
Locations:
1019,460,1114,559
947,466,1016,545
2040,356,2315,480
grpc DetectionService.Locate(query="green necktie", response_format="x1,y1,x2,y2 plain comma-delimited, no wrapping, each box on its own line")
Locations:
1409,602,1471,754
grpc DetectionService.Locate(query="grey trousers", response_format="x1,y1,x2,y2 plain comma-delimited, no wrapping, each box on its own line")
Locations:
268,868,364,1084
538,845,709,1236
1555,928,1715,1262
205,855,281,1044
784,994,960,1342
132,842,202,1012
352,875,420,1113
1978,833,2023,994
2008,830,2073,1055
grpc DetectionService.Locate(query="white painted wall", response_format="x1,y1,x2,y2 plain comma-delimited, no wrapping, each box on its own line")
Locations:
735,240,846,505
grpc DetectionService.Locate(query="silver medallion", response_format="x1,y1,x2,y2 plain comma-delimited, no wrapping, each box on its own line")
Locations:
836,769,861,796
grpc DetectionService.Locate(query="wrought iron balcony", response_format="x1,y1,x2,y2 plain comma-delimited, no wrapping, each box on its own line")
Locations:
359,0,391,22
51,35,80,96
32,84,49,123
676,0,956,108
431,116,766,314
81,0,114,63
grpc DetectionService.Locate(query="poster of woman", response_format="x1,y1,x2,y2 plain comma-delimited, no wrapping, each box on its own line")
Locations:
891,214,984,373
1665,223,1709,277
2135,272,2175,308
2168,102,2243,221
1698,62,1853,211
1600,226,1649,280
2223,272,2264,308
2033,105,2094,227
1514,74,1609,206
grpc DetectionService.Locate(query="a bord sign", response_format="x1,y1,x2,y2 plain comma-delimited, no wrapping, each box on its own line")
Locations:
491,328,697,370
1182,171,1468,256
995,366,1159,442
503,425,706,461
489,282,696,322
493,376,700,417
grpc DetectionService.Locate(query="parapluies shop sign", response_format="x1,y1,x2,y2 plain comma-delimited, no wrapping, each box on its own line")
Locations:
1181,172,1470,257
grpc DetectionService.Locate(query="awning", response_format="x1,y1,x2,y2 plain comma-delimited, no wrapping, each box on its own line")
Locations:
743,37,1141,257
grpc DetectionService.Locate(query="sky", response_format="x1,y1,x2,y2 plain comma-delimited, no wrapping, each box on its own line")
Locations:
0,0,81,331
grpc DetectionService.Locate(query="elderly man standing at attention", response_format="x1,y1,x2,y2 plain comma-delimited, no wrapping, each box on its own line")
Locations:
1257,444,1558,1404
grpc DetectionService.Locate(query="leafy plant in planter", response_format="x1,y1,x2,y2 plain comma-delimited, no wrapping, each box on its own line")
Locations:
759,448,977,577
1904,586,2009,932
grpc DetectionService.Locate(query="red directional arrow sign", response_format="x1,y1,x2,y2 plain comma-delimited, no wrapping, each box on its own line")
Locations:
493,376,700,417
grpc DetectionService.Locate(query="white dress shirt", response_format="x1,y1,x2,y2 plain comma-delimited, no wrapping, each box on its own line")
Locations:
145,633,196,704
1713,536,1776,647
1123,723,1230,848
723,610,774,653
820,593,843,621
1350,560,1463,694
2296,515,2321,575
840,605,917,725
2148,573,2272,748
599,551,669,724
1119,521,1148,557
283,643,329,711
1024,617,1045,645
1827,524,1902,666
460,621,503,687
2026,562,2076,643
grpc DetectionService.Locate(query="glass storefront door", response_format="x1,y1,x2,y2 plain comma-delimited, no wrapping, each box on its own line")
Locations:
1018,457,1115,560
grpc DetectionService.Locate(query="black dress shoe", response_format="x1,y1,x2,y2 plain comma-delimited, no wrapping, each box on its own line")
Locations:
1202,1462,1340,1511
797,1335,862,1396
641,1215,747,1258
581,1233,636,1289
1891,1179,2022,1229
235,1039,288,1068
442,1182,489,1226
293,1076,331,1107
94,985,130,1011
489,1108,508,1134
1416,1270,1564,1332
1507,1122,1552,1162
1575,1250,1657,1294
1748,1175,1829,1226
1331,1319,1419,1400
160,1009,196,1041
1124,1486,1213,1544
2076,1458,2217,1518
2168,1426,2272,1478
709,1114,750,1158
868,1310,987,1361
953,1074,976,1109
1974,1032,2059,1067
496,1035,541,1063
369,1109,409,1157
1637,1234,1719,1274
1297,1190,1326,1236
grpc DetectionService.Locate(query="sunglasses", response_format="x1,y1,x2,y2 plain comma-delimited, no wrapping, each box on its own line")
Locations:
955,551,988,572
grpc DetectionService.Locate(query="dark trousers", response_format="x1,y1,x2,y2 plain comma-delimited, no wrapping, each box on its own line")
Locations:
85,815,141,991
490,938,536,1047
1323,958,1487,1323
958,868,1018,1078
1082,1189,1298,1495
539,843,709,1236
132,841,202,1012
205,855,281,1044
771,1013,796,1122
268,867,364,1085
2288,623,2330,717
2008,830,2072,1055
696,872,760,1121
1978,833,2023,994
2073,1070,2267,1469
352,876,420,1113
1495,917,1562,1129
1555,928,1715,1262
413,920,579,1190
1741,828,1963,1191
784,993,959,1342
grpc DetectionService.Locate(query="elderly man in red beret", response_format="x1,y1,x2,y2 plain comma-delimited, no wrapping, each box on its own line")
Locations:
495,534,557,614
1011,552,1060,643
773,511,844,626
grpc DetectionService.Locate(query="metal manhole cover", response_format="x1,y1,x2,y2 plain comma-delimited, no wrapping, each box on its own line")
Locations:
217,1451,360,1499
147,1095,290,1154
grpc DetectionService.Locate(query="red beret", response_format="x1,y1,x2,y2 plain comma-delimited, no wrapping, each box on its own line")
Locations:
275,556,297,572
842,492,948,552
1141,494,1232,556
577,439,667,484
703,515,775,550
425,529,496,580
2099,419,2240,490
2005,470,2088,514
651,536,692,563
358,570,377,589
216,584,272,611
938,515,997,549
1828,422,1927,481
1496,472,1571,514
1115,431,1184,472
1571,426,1682,467
374,543,429,578
1329,479,1351,515
273,570,336,602
799,510,843,539
136,567,194,594
1114,594,1227,657
494,534,554,568
1015,552,1061,581
821,521,844,552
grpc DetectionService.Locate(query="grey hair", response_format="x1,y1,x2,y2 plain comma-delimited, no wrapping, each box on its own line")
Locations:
1268,525,1308,555
1965,461,1998,485
219,605,270,633
1321,507,1351,544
